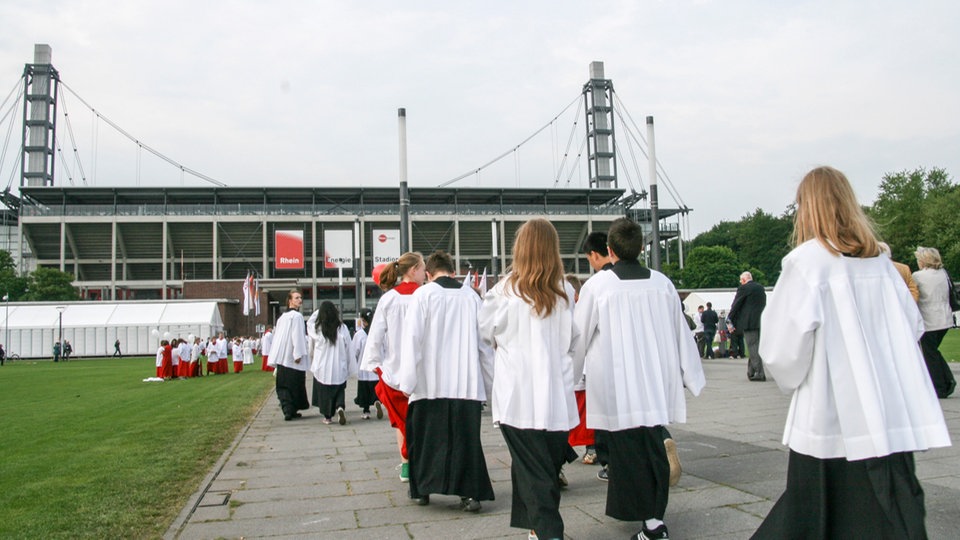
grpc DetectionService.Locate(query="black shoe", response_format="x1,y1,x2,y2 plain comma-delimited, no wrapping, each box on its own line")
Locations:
293,412,302,418
375,401,384,419
597,465,608,481
284,414,293,421
337,407,346,425
410,493,429,506
635,523,669,540
459,497,481,512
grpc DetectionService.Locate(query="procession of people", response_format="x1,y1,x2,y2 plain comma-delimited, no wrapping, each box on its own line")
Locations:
144,166,953,540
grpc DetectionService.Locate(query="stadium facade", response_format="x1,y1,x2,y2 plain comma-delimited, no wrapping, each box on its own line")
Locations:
16,185,679,335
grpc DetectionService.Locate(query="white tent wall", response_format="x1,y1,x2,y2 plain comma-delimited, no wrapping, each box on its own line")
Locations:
0,301,225,359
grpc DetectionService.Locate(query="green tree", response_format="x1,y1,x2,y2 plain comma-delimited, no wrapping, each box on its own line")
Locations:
919,183,960,275
680,246,741,288
0,250,28,300
23,267,79,301
867,167,960,271
687,208,792,284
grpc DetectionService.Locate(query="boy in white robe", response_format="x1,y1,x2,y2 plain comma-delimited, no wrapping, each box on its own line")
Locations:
573,217,705,540
270,290,310,421
397,250,495,510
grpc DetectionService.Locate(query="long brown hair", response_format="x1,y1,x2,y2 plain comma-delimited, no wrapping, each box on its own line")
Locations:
792,166,880,257
378,252,423,291
507,218,568,317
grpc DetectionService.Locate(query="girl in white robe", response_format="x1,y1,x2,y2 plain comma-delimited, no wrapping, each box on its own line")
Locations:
753,166,951,539
479,218,578,540
308,301,356,425
352,308,380,419
358,252,426,481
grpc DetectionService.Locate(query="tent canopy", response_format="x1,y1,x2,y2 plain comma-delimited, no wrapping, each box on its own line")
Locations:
0,301,224,358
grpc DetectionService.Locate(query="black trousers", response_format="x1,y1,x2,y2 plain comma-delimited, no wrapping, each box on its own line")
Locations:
919,329,956,398
312,380,346,418
275,365,309,416
599,426,670,521
500,425,569,539
752,450,926,539
406,399,494,501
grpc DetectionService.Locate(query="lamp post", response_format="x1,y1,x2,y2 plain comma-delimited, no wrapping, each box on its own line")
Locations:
56,306,65,362
3,294,8,357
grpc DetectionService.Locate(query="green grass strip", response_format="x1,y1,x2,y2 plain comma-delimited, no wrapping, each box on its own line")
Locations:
0,358,274,539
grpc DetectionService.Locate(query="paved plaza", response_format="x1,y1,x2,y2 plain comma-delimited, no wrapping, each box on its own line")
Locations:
166,359,960,540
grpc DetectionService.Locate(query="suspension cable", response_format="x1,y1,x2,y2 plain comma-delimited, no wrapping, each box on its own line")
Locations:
553,96,584,187
60,81,227,187
439,93,583,188
57,91,87,185
612,91,690,210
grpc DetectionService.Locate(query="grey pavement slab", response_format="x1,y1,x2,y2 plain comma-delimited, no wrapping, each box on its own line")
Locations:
166,359,960,539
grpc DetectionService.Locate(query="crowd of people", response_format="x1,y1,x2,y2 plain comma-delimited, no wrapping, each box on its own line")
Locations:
266,165,954,539
152,332,270,380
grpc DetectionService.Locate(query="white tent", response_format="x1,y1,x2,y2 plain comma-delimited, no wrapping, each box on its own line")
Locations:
0,301,224,359
683,290,738,319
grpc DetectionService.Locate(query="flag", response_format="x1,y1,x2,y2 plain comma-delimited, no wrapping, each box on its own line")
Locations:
253,276,261,317
462,270,473,289
242,272,251,316
477,267,488,296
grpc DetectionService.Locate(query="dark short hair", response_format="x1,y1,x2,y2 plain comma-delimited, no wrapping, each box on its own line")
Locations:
607,218,643,260
425,250,455,274
706,302,712,308
582,231,608,255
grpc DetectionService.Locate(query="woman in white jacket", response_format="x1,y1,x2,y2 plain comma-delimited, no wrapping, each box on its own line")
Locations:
753,166,951,539
913,246,957,398
479,218,578,540
308,301,356,425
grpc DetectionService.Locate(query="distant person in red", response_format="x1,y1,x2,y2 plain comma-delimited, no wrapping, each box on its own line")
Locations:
260,325,274,372
159,340,173,379
233,338,243,373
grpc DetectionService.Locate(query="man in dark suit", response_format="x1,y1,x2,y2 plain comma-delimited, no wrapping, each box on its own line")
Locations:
700,302,719,359
728,271,767,381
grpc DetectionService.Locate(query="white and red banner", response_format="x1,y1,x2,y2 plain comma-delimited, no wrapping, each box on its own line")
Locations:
275,230,304,270
372,229,400,265
324,230,354,269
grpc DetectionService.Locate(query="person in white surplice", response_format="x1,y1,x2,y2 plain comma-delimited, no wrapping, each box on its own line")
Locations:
397,250,495,511
479,218,578,540
573,217,705,540
269,289,310,421
752,166,951,539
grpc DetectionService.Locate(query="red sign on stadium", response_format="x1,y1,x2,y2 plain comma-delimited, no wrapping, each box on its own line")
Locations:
275,230,304,270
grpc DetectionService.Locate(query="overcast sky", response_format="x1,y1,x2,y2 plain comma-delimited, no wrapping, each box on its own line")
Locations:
0,0,957,236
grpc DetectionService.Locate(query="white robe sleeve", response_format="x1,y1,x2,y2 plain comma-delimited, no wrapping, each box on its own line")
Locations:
572,280,599,388
759,256,820,393
342,325,358,378
397,292,426,396
360,300,389,372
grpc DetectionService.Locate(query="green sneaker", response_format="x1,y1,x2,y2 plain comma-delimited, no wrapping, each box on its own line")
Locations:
399,462,409,482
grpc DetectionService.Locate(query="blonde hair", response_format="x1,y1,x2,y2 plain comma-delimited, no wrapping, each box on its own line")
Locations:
792,166,880,257
378,252,423,291
915,246,943,269
507,218,568,317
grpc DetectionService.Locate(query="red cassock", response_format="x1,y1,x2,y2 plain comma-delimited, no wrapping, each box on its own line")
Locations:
567,390,595,447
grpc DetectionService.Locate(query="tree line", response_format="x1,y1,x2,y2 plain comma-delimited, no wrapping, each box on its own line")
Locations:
0,250,78,301
663,167,957,289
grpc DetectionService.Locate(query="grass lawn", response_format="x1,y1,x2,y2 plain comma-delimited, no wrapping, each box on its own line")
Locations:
0,358,274,539
940,327,960,362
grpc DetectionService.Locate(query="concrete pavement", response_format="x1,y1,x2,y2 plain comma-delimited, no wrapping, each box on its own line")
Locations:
166,359,960,539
